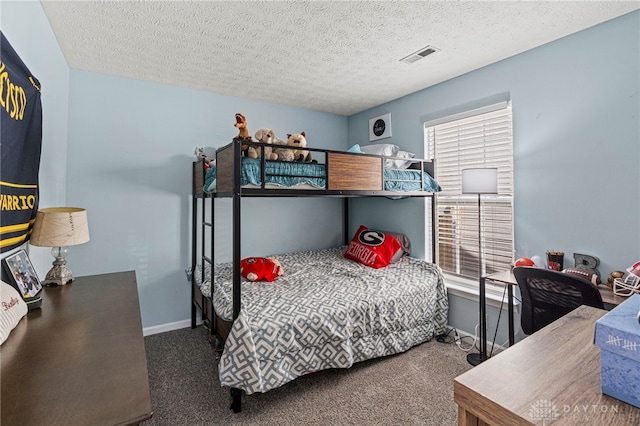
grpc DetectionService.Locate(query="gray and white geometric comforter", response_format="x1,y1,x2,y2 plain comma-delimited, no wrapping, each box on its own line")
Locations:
200,246,448,395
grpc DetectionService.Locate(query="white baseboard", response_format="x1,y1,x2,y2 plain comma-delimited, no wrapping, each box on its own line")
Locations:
445,324,509,354
143,318,202,336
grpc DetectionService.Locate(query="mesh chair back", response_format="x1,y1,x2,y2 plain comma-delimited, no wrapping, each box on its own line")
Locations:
513,267,604,335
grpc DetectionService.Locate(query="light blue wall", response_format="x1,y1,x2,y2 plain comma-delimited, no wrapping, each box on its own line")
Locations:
0,1,69,272
348,11,640,341
3,2,638,337
65,70,347,328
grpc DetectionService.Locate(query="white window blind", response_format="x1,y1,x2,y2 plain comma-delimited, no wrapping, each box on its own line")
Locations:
425,104,514,280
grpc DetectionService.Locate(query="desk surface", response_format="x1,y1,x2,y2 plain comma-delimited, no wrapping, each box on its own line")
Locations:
485,269,628,307
454,305,640,425
1,271,152,426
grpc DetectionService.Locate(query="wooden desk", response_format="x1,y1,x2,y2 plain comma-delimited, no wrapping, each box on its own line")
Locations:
455,305,640,425
1,271,152,426
472,269,627,364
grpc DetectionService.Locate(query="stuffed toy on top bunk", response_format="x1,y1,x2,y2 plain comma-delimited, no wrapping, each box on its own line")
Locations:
273,135,295,162
287,132,316,163
250,128,280,160
233,113,252,155
194,147,215,169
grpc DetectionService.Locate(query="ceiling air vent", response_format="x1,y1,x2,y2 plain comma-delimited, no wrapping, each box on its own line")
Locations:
400,45,440,64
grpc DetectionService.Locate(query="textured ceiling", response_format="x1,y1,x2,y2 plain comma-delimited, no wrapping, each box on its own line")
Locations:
40,1,639,116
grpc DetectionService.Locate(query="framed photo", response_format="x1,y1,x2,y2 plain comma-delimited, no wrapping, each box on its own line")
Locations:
369,113,392,141
2,249,42,299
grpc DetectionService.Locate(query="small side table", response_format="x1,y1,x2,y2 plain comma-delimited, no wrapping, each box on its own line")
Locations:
467,270,518,366
467,269,628,366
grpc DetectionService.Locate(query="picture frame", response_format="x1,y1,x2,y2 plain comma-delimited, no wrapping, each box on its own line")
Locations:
2,249,42,299
369,113,392,141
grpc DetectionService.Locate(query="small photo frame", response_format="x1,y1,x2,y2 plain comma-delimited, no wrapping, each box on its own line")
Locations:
369,113,392,142
2,249,42,299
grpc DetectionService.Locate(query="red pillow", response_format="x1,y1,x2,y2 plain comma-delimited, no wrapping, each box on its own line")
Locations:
344,225,402,269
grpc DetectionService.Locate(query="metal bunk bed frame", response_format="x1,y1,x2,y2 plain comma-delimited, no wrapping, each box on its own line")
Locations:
191,138,437,412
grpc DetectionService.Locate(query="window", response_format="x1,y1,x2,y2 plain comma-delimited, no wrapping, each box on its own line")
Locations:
425,102,513,282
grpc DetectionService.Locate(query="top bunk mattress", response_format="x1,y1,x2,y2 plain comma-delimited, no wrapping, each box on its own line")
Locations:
203,157,441,194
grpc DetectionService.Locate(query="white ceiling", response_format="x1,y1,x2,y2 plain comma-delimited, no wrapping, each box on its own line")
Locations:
40,1,639,116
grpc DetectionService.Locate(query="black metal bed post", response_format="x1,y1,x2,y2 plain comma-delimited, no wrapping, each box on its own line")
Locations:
191,163,198,329
210,189,215,340
431,195,437,264
200,181,208,327
230,138,243,413
343,198,349,245
232,140,242,320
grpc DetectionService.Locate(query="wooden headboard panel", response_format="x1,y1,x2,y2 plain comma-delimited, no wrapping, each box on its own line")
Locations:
327,152,383,191
216,145,235,193
193,159,205,195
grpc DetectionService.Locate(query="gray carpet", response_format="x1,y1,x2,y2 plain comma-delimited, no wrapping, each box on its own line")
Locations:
142,326,472,425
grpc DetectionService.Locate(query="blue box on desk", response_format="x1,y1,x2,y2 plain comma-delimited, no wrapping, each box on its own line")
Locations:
594,294,640,408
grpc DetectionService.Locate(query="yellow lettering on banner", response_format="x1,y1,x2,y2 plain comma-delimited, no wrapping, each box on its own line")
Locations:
0,194,36,211
0,61,29,121
0,66,7,109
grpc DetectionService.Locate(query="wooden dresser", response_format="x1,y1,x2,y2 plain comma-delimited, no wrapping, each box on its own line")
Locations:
1,271,152,425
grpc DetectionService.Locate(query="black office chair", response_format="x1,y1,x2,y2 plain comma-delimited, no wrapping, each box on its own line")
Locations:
513,266,604,335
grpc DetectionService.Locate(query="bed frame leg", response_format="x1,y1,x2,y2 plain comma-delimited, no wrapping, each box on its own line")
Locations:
230,388,242,412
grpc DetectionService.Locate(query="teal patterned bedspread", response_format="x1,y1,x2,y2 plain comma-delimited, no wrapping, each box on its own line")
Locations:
204,158,441,193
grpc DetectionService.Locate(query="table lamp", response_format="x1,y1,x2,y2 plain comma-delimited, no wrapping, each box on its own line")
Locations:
29,207,90,286
461,168,498,366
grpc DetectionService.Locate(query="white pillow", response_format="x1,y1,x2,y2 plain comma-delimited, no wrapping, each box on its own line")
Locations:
386,150,416,169
1,281,28,345
360,144,402,168
360,143,399,157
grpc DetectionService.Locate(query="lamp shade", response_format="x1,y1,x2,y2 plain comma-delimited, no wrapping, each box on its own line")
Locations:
461,168,498,194
30,207,90,248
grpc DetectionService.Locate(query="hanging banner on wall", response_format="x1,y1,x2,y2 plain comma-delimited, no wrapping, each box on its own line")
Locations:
0,31,43,253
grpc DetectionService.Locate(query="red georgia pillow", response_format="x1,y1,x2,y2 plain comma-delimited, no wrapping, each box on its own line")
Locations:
344,225,402,269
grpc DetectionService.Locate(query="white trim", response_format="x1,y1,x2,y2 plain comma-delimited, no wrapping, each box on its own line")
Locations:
447,325,509,355
143,318,201,336
445,274,520,312
424,101,509,128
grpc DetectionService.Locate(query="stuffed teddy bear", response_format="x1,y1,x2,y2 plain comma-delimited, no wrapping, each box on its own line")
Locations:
273,136,295,162
287,132,315,163
240,257,283,282
250,129,279,160
194,147,215,169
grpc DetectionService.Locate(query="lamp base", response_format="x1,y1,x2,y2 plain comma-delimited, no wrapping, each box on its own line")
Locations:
466,353,486,366
42,264,74,286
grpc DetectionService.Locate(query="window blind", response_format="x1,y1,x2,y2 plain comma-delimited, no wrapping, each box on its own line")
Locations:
426,105,514,280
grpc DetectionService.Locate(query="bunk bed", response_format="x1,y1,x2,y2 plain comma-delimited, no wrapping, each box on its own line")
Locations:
190,138,447,412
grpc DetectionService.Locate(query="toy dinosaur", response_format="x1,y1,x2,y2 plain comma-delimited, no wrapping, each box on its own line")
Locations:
234,113,252,141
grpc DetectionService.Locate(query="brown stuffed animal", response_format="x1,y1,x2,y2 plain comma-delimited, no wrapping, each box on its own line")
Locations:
234,113,252,153
234,113,251,140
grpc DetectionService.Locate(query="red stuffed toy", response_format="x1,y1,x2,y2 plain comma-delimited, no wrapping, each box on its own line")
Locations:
240,257,282,282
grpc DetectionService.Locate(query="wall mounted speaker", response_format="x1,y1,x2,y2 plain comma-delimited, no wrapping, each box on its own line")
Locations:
369,113,392,142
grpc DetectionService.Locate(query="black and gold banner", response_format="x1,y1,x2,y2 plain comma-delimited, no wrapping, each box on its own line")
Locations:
0,32,42,253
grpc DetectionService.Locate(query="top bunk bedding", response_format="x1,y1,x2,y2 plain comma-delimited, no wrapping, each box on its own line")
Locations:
203,157,441,193
196,140,441,197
